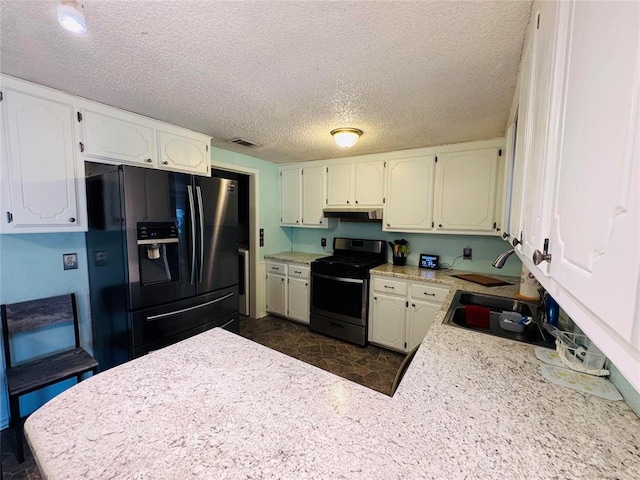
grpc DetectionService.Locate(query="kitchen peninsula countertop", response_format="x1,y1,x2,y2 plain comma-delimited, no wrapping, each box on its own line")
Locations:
264,251,329,264
26,271,640,479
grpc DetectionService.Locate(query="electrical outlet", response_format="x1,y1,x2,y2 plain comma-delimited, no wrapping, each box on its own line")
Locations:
321,238,326,247
463,246,472,260
63,253,78,270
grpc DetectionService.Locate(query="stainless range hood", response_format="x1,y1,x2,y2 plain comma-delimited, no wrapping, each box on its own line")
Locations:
322,207,383,222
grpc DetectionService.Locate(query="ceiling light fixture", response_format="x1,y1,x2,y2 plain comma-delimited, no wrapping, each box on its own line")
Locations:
57,1,87,34
331,128,363,148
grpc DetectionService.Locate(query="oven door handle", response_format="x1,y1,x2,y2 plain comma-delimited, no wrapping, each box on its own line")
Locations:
312,273,365,284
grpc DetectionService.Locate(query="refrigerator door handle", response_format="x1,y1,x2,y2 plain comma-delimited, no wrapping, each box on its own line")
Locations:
187,185,197,285
196,185,205,284
145,292,235,321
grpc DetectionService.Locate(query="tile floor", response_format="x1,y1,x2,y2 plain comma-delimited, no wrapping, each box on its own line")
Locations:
1,428,40,480
1,315,405,477
239,315,406,396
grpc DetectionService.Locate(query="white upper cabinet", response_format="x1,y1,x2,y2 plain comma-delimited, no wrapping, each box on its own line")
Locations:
280,166,334,228
326,163,353,206
354,160,385,206
384,156,434,232
433,148,499,233
549,1,639,351
509,1,640,391
0,77,86,233
158,127,210,176
81,107,156,167
326,160,384,207
301,165,326,226
280,167,301,225
81,103,211,176
519,1,561,279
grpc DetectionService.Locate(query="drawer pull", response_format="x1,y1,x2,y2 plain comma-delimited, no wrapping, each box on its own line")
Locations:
384,285,395,289
271,266,279,270
294,270,302,274
423,292,436,296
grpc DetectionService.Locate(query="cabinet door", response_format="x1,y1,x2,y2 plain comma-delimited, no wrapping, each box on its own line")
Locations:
288,277,310,324
369,293,406,351
266,273,287,317
384,156,434,232
549,1,639,348
280,168,300,225
301,165,326,226
82,107,156,166
519,2,561,278
2,87,84,232
158,129,210,176
326,163,354,206
433,148,498,232
354,160,384,206
406,300,439,351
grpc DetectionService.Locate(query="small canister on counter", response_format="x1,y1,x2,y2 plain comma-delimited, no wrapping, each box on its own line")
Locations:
515,265,540,301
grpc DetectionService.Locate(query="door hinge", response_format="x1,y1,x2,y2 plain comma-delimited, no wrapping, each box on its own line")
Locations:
493,222,497,229
383,197,385,204
325,198,328,204
79,142,85,153
431,221,434,228
435,156,438,163
0,91,3,102
77,111,83,122
206,145,208,152
384,161,386,168
537,13,540,29
6,211,13,223
498,148,502,156
280,171,282,177
326,167,328,173
406,301,409,308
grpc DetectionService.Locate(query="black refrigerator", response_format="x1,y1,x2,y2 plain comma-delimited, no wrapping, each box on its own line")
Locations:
85,163,239,371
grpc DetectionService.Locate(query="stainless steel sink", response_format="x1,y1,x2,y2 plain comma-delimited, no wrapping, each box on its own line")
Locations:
443,290,555,348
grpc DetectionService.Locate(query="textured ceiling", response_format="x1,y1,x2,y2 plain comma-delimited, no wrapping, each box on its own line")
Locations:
0,0,531,163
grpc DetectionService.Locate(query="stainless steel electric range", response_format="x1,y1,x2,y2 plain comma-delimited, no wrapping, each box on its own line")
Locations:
310,237,387,346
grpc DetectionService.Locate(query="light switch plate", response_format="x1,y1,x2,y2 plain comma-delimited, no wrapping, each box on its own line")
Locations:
63,253,78,270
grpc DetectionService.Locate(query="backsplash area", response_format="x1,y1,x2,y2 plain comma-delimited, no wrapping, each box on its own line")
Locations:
290,223,522,277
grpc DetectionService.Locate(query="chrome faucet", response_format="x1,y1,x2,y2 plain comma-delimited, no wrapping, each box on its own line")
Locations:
492,248,516,268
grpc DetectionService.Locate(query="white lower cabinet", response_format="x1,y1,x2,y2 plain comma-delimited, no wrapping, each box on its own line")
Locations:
265,262,287,317
368,275,449,353
265,261,311,324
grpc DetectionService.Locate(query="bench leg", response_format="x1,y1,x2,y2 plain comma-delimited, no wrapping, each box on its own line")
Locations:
9,395,24,463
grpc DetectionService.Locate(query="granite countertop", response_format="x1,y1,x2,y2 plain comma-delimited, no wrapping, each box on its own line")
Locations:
25,270,640,479
264,251,329,264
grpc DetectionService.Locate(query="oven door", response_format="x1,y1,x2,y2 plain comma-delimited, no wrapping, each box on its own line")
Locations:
310,272,367,326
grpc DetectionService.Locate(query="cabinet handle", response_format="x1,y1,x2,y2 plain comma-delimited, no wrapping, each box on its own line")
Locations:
502,232,510,239
294,270,302,274
69,217,76,223
163,161,169,165
145,158,152,163
383,285,395,289
296,220,299,223
533,239,552,265
512,238,521,247
374,296,377,300
387,223,390,227
346,200,350,204
355,200,359,204
438,224,443,228
423,292,435,296
271,267,279,270
412,303,416,307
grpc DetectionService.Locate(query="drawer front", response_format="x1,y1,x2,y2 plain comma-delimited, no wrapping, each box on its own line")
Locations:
266,261,287,275
372,277,407,296
288,264,310,279
410,283,449,303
